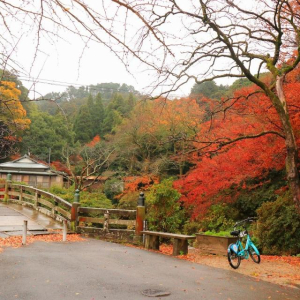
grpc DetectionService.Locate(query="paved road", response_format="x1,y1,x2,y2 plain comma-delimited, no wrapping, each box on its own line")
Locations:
0,203,62,237
0,239,299,300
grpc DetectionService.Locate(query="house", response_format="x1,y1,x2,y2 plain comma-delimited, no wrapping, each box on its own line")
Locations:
0,155,64,188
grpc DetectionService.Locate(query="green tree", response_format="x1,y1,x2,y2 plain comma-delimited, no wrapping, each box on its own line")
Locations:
21,109,73,161
93,93,105,136
102,109,123,135
73,105,94,143
146,179,185,233
191,81,228,99
256,192,300,255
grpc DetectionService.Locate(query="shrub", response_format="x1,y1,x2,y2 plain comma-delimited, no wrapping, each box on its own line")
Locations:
146,178,186,233
80,192,112,208
49,185,112,208
104,178,123,204
198,203,238,232
203,230,232,237
232,169,287,218
49,185,74,202
118,191,139,209
255,192,300,255
183,221,201,235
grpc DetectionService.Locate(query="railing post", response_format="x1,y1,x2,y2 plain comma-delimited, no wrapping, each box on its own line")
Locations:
22,220,28,245
50,196,58,218
135,192,146,242
103,210,110,233
70,189,80,232
4,173,12,203
74,189,80,203
19,186,23,202
62,220,67,241
34,190,39,208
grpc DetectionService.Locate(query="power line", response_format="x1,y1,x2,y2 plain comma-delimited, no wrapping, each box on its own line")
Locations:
1,74,140,93
1,73,189,98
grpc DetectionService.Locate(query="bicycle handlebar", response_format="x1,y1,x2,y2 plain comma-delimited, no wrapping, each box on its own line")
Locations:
234,217,257,228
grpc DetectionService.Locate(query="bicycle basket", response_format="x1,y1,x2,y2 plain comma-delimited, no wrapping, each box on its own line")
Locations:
239,230,247,237
230,230,240,237
230,244,239,254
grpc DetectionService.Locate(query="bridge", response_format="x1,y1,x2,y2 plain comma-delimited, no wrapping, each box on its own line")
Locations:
0,181,138,240
0,202,63,237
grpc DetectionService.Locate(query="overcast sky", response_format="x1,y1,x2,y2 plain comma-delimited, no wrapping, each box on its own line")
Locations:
13,34,176,98
1,0,248,99
5,6,193,99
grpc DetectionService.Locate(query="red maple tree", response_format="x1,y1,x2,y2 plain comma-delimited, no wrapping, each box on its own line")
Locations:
174,68,300,219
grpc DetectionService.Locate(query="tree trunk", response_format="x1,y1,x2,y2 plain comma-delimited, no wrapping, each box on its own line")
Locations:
275,76,300,209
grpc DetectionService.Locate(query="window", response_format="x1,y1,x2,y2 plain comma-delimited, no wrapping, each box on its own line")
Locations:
29,176,36,187
12,175,22,182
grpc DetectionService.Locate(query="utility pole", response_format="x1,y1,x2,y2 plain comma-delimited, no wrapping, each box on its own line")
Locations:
48,148,51,165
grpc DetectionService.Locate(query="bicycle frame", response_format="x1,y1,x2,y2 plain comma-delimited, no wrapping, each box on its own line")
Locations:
234,232,260,258
228,217,260,269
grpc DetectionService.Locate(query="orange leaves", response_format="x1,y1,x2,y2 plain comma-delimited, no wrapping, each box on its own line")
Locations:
262,255,300,268
51,160,71,175
0,81,21,99
0,234,85,252
119,175,160,197
86,135,101,147
0,80,30,132
173,72,300,219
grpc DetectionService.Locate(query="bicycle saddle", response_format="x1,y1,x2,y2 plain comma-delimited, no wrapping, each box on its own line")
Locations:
230,230,240,236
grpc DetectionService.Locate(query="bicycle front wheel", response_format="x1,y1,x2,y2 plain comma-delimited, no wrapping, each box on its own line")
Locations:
249,245,260,264
227,247,241,269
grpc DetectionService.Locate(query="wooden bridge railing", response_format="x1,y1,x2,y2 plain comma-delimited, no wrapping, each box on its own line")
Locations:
0,181,141,241
76,207,137,239
0,182,72,222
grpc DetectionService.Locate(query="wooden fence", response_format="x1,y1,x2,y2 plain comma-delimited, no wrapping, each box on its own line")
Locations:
0,182,137,240
77,207,137,239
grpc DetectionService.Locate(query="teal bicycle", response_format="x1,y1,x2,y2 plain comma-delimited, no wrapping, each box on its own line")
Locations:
227,217,260,269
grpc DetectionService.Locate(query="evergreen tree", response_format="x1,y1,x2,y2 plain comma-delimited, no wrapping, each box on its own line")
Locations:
73,105,94,143
93,93,105,136
21,110,73,161
102,109,123,135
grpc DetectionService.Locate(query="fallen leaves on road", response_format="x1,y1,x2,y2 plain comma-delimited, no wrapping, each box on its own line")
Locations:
262,255,300,268
125,243,300,288
0,234,85,252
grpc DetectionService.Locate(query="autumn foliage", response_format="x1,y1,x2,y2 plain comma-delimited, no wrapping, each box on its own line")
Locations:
174,69,300,219
0,234,85,253
0,81,30,131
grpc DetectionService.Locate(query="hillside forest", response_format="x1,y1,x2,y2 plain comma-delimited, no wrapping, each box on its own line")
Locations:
1,67,300,255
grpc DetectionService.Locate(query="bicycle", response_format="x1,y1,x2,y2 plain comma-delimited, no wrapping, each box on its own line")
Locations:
227,217,260,269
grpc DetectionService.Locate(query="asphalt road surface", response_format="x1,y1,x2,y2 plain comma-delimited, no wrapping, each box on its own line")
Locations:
0,239,299,300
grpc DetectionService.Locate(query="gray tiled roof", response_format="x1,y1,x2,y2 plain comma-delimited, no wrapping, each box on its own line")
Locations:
0,155,50,171
0,162,48,169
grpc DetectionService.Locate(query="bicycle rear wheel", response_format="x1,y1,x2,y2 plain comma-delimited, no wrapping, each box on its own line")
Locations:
227,246,241,269
249,245,260,264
